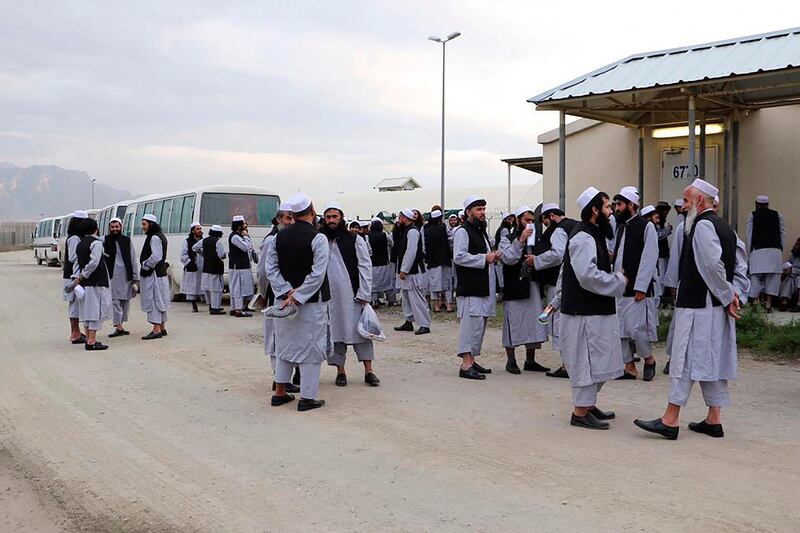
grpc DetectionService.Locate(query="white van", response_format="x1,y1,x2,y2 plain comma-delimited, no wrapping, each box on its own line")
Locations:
33,216,59,265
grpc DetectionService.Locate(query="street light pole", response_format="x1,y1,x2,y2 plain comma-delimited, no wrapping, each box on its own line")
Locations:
429,31,460,209
91,178,96,209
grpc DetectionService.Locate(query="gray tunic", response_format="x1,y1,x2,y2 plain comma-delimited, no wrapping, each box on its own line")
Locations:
179,239,203,297
453,226,496,318
257,233,275,296
328,235,372,345
110,240,139,301
267,233,331,364
746,211,785,274
551,231,626,388
229,234,255,298
613,216,659,341
779,254,800,298
372,232,395,293
499,236,548,347
670,214,749,382
194,239,226,292
533,226,568,350
140,236,170,314
63,235,81,313
74,237,112,327
396,227,424,291
662,220,685,289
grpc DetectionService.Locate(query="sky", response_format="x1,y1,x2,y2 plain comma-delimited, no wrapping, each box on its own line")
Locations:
0,0,795,200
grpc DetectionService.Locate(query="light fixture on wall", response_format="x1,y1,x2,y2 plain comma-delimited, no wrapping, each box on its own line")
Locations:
652,122,725,139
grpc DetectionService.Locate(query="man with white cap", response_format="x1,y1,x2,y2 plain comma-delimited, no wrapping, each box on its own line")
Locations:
368,217,395,307
423,206,454,313
179,222,203,313
103,216,139,336
453,195,497,380
194,224,227,315
63,210,88,344
139,214,170,339
393,208,431,335
746,195,785,313
267,192,329,411
778,238,800,312
549,187,626,429
498,205,550,374
228,215,256,317
529,202,578,379
493,211,516,299
654,201,673,296
357,219,373,253
321,202,380,387
611,187,659,381
448,213,461,293
635,178,749,440
74,217,112,350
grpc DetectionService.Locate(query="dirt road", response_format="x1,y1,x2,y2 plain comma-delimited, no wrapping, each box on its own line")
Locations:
1,249,799,532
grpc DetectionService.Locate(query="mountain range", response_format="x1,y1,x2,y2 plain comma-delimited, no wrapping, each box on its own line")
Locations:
0,162,135,221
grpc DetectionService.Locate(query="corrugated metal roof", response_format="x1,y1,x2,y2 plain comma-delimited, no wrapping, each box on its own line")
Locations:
530,27,800,104
374,177,421,189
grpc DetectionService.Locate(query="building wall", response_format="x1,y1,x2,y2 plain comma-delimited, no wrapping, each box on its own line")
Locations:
0,221,35,251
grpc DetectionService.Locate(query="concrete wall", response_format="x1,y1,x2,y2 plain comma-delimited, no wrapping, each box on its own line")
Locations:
0,221,35,251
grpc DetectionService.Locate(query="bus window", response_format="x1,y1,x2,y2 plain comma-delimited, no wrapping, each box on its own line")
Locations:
169,196,185,234
152,200,163,225
160,198,173,232
199,193,278,227
124,212,134,236
134,203,146,235
180,194,195,233
115,205,128,220
54,219,61,239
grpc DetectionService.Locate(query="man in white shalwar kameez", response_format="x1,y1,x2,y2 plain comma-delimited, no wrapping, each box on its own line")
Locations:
635,179,749,440
611,188,659,381
180,222,204,312
550,187,626,430
322,203,380,387
453,195,497,380
139,214,171,339
228,215,256,317
104,217,139,337
194,225,227,315
368,218,395,307
74,218,113,351
423,208,454,313
393,208,431,335
63,211,88,345
267,193,329,412
746,195,785,312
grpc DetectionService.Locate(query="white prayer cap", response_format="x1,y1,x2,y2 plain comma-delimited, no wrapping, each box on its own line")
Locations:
278,201,293,212
72,210,88,219
400,208,415,220
673,198,685,207
713,195,720,206
618,187,639,205
323,201,343,214
430,209,443,219
514,205,534,218
621,185,639,195
784,261,793,270
288,192,312,213
142,213,157,223
210,224,223,232
371,216,383,223
448,213,459,220
690,178,718,198
755,194,769,204
540,203,560,215
190,221,201,229
463,194,486,210
577,186,601,210
358,220,370,227
640,205,656,217
109,217,123,225
458,210,465,218
232,215,245,222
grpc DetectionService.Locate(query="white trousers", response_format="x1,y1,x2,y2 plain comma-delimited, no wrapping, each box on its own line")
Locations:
274,359,321,400
113,299,130,325
327,341,374,367
572,382,605,408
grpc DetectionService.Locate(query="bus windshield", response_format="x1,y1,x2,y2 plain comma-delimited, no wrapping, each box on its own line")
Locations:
199,193,280,227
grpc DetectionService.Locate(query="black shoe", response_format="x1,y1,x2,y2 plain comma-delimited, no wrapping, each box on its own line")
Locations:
191,301,199,312
141,331,163,340
414,327,430,335
663,360,670,375
85,342,108,351
633,356,641,363
161,328,167,337
523,360,551,372
546,367,569,379
271,394,295,406
589,407,616,420
335,373,347,387
210,308,225,315
459,367,486,380
108,329,128,338
364,372,380,386
643,362,656,381
634,418,679,440
688,420,724,438
297,398,326,412
292,368,301,386
71,334,87,345
229,310,236,316
394,321,414,332
616,372,637,380
285,383,300,393
570,412,609,430
506,361,521,375
472,362,492,374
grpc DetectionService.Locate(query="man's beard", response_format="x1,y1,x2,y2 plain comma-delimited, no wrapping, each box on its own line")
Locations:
684,204,699,236
321,221,346,238
470,217,486,230
597,212,614,241
109,230,121,240
614,208,631,223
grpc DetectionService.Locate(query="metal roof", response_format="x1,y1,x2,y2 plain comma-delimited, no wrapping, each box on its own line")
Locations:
500,156,543,174
529,27,800,126
374,177,421,189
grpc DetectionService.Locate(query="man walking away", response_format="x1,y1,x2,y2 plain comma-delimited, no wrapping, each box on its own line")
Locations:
747,195,784,313
393,208,431,335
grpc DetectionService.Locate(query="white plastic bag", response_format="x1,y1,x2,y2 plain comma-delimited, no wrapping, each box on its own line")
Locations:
357,303,386,341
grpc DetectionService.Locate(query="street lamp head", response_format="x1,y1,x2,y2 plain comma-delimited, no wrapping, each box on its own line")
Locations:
428,35,443,42
447,32,461,40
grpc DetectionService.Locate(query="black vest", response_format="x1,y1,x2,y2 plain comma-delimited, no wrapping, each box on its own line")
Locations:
423,222,451,269
676,211,736,308
455,220,490,297
612,215,655,297
103,234,134,281
751,208,782,250
62,235,78,280
657,222,671,258
561,222,616,316
332,231,360,295
368,231,389,267
395,225,424,275
228,233,251,269
389,225,402,264
77,236,109,287
140,232,168,278
184,236,200,272
202,236,225,275
501,231,531,301
275,220,330,303
531,218,578,287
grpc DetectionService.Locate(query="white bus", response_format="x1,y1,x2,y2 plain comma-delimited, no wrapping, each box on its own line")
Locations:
96,200,134,236
55,209,99,267
120,185,281,299
33,216,59,265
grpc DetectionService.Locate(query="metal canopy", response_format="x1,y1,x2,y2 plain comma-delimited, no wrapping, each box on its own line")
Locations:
529,27,800,126
500,156,543,174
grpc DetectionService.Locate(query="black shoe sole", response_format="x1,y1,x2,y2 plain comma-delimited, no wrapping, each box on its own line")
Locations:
297,400,325,412
570,419,609,430
271,395,295,406
633,420,679,440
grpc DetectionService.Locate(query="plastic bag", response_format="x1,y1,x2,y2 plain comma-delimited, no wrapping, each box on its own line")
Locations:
357,303,386,341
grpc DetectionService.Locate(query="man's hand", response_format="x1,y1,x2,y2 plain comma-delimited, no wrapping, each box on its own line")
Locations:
280,289,298,309
727,294,741,319
518,226,533,243
399,272,407,281
485,251,498,264
634,290,646,302
525,255,535,267
356,298,369,306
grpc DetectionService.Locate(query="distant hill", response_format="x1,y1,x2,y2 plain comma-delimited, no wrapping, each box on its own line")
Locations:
0,162,135,221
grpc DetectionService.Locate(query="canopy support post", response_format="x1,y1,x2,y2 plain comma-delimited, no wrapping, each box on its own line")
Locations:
559,110,566,211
